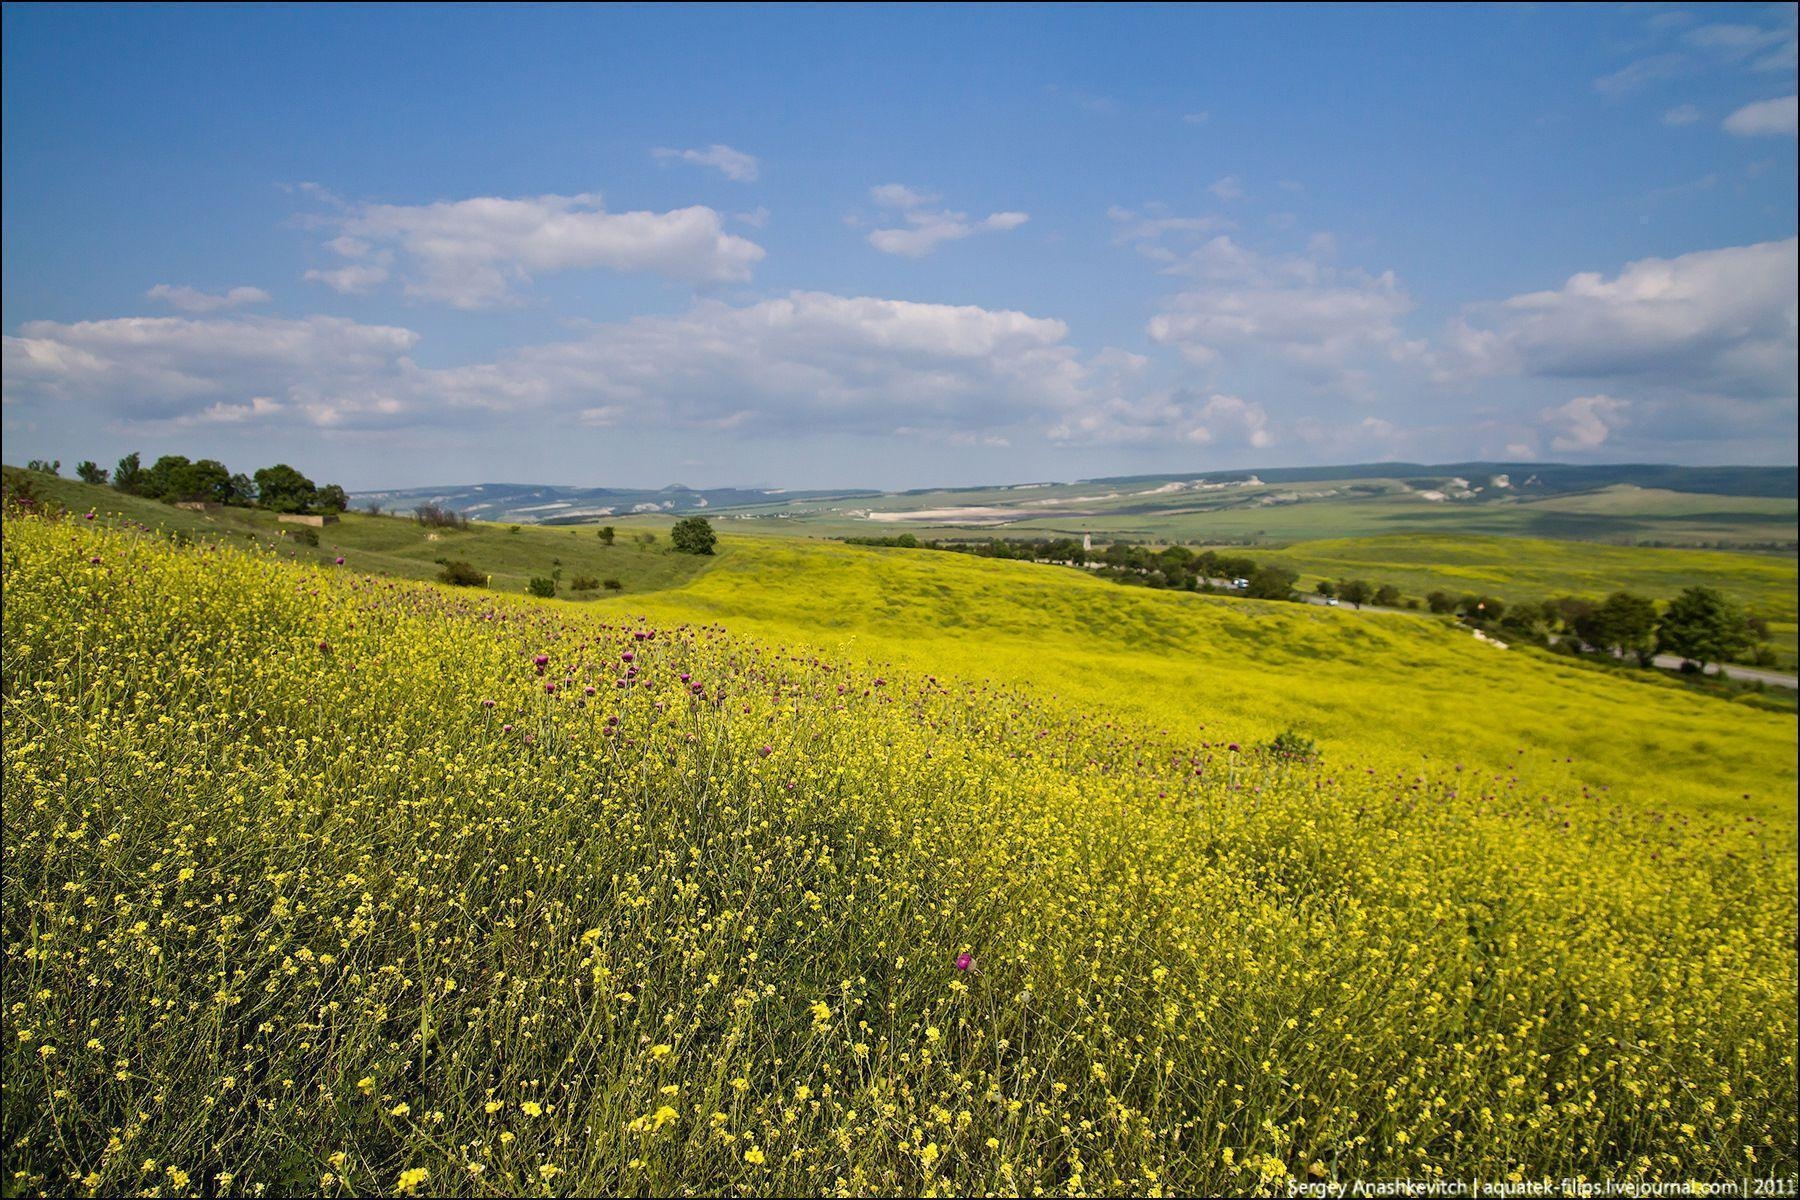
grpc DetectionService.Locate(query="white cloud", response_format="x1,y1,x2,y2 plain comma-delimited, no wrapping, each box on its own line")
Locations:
650,143,761,183
1723,95,1798,136
1143,236,1421,387
1182,111,1210,125
1107,206,1234,255
302,190,765,307
1661,104,1702,126
1444,238,1799,400
145,284,271,313
1048,388,1272,448
1542,394,1630,452
2,315,422,429
864,185,1029,258
3,294,1088,441
1207,175,1246,202
1594,54,1687,98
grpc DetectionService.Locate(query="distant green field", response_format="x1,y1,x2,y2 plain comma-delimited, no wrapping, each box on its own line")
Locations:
710,481,1798,549
3,467,713,598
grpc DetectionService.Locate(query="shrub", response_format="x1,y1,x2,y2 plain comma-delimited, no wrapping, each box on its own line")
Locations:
1263,727,1322,764
570,574,600,592
437,561,486,587
291,528,319,547
603,578,624,591
527,577,556,598
415,504,469,531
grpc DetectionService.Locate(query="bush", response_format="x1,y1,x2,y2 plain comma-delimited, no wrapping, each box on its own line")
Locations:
1263,727,1322,764
570,575,600,592
415,504,469,531
603,578,624,591
437,561,486,587
527,577,556,598
291,528,319,547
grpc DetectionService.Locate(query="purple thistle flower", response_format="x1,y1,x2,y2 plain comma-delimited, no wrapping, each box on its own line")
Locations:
955,952,973,971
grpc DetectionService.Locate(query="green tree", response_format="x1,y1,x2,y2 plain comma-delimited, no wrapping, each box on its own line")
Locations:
1372,583,1403,608
527,577,557,598
671,516,718,556
1337,579,1373,610
1656,586,1755,670
142,455,194,501
1425,590,1457,614
1244,565,1298,601
1573,592,1659,666
253,464,318,513
24,459,60,475
1314,580,1336,599
316,484,349,513
113,452,145,495
75,461,108,486
597,525,616,545
188,459,233,503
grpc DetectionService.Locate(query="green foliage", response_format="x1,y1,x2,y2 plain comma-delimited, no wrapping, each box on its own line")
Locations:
671,516,718,556
75,461,108,486
23,458,60,475
570,574,600,592
112,452,145,495
1658,586,1756,669
317,483,349,513
527,576,556,598
290,527,319,547
1338,579,1373,608
1263,727,1322,763
253,463,318,513
1372,583,1403,608
1574,592,1659,665
437,560,486,587
604,578,624,591
598,525,616,544
415,503,469,531
1243,565,1298,600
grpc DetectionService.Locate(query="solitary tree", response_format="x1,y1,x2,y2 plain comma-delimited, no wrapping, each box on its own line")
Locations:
316,484,349,513
1315,580,1336,599
597,525,616,545
1337,579,1373,610
1656,586,1755,671
113,452,145,495
75,461,108,486
1372,583,1403,608
253,463,318,513
670,516,718,556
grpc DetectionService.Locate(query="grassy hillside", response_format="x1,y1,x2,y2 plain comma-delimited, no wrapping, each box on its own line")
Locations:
613,539,1796,820
1,466,714,599
5,507,1793,1195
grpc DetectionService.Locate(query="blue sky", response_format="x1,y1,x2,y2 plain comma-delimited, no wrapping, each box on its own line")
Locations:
4,3,1795,491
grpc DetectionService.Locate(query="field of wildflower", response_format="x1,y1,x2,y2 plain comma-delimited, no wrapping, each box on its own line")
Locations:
4,507,1796,1196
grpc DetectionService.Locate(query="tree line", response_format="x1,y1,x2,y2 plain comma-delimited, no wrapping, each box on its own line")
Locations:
51,453,348,515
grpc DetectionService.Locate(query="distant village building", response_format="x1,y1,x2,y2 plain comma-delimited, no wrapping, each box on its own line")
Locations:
278,513,339,527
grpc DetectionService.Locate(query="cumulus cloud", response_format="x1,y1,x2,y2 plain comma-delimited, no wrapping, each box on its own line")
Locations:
146,284,271,313
1444,238,1799,400
1723,95,1798,136
1542,394,1630,452
1048,388,1272,448
1142,236,1421,388
864,185,1029,258
1106,206,1235,263
651,143,761,182
2,315,422,429
2,293,1088,441
301,190,765,307
1207,175,1246,202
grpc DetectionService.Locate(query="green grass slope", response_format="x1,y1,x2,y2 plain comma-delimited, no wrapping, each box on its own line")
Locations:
2,467,713,598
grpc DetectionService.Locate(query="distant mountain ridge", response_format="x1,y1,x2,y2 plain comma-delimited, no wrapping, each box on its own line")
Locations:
351,462,1797,524
351,481,880,523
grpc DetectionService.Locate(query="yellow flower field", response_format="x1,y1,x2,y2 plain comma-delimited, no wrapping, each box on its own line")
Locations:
3,509,1795,1196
